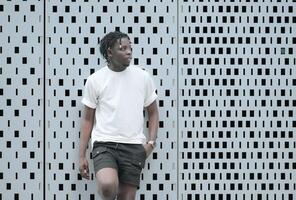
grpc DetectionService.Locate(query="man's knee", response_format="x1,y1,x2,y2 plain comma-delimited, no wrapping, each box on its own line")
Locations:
96,168,119,200
98,180,118,200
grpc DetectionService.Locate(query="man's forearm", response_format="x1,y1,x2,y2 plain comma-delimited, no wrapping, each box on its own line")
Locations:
79,120,93,158
148,109,159,141
79,106,95,158
146,101,159,142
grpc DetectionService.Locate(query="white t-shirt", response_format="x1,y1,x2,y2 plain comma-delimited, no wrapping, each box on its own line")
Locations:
81,65,158,145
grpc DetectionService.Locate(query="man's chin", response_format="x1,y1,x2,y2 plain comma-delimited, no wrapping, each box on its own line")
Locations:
123,62,131,67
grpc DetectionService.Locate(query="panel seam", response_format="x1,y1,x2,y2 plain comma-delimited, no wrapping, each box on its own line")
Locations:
43,0,46,199
176,0,180,199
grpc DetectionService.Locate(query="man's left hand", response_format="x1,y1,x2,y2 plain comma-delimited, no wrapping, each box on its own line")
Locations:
143,144,154,158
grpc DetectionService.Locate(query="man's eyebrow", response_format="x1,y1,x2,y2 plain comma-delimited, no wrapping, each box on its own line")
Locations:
120,43,132,47
118,38,132,48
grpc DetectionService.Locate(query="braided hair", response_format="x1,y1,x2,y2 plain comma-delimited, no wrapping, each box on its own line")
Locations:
99,31,130,63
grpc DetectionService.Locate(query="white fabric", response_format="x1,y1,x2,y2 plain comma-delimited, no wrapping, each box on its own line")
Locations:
81,65,158,145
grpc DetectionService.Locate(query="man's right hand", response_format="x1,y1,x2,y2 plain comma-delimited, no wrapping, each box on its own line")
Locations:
79,157,90,180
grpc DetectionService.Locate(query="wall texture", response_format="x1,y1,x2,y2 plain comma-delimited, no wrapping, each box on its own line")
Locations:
0,1,295,200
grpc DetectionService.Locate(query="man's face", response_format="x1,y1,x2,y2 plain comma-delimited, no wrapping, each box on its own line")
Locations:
108,37,132,69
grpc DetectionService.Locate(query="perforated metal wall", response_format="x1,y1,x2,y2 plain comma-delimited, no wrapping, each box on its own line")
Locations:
46,1,177,199
178,2,296,200
0,1,295,200
0,1,44,200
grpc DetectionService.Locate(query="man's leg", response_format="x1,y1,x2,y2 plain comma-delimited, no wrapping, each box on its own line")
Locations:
117,183,137,200
116,144,146,200
96,168,119,200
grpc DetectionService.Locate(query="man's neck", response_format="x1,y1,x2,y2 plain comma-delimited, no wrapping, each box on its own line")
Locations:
107,64,128,72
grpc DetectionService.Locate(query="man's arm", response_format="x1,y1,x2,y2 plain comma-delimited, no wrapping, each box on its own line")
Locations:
79,105,95,179
144,100,159,157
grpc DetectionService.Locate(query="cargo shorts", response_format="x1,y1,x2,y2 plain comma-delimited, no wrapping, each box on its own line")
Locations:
92,141,146,188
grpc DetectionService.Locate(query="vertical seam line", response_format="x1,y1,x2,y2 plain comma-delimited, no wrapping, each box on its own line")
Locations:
43,0,46,199
176,0,180,199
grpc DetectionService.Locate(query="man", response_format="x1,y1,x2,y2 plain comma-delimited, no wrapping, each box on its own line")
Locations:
79,31,159,200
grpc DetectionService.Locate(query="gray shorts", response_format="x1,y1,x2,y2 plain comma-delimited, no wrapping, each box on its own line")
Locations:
92,141,146,188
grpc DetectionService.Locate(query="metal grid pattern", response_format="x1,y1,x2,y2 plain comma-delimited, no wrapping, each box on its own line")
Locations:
46,1,177,199
178,1,296,200
0,1,44,200
0,1,295,200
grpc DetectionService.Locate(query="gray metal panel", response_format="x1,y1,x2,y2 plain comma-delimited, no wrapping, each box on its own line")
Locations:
46,1,177,199
46,1,98,199
178,1,296,199
1,1,296,200
0,1,44,200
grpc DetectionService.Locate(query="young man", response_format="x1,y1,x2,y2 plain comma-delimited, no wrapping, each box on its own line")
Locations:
79,31,159,200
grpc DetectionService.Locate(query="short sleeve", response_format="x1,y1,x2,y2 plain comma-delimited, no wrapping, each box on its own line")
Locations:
81,77,97,109
144,72,158,107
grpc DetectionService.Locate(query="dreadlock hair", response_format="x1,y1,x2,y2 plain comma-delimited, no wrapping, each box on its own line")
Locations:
99,31,130,63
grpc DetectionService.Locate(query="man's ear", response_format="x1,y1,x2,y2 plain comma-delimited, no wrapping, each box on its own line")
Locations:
107,47,112,58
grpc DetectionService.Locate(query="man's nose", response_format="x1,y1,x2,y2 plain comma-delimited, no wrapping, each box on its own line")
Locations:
126,48,132,55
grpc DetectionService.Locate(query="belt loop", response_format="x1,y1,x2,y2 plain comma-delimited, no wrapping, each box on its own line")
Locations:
115,143,119,149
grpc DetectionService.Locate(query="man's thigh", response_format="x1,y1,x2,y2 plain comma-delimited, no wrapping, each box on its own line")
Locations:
117,143,146,188
96,167,118,186
92,142,146,188
92,142,118,173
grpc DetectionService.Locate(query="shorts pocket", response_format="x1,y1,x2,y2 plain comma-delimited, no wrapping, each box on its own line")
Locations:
129,159,145,171
132,150,146,169
92,146,108,159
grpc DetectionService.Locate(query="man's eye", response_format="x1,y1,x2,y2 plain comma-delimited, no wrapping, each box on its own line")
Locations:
119,46,132,51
